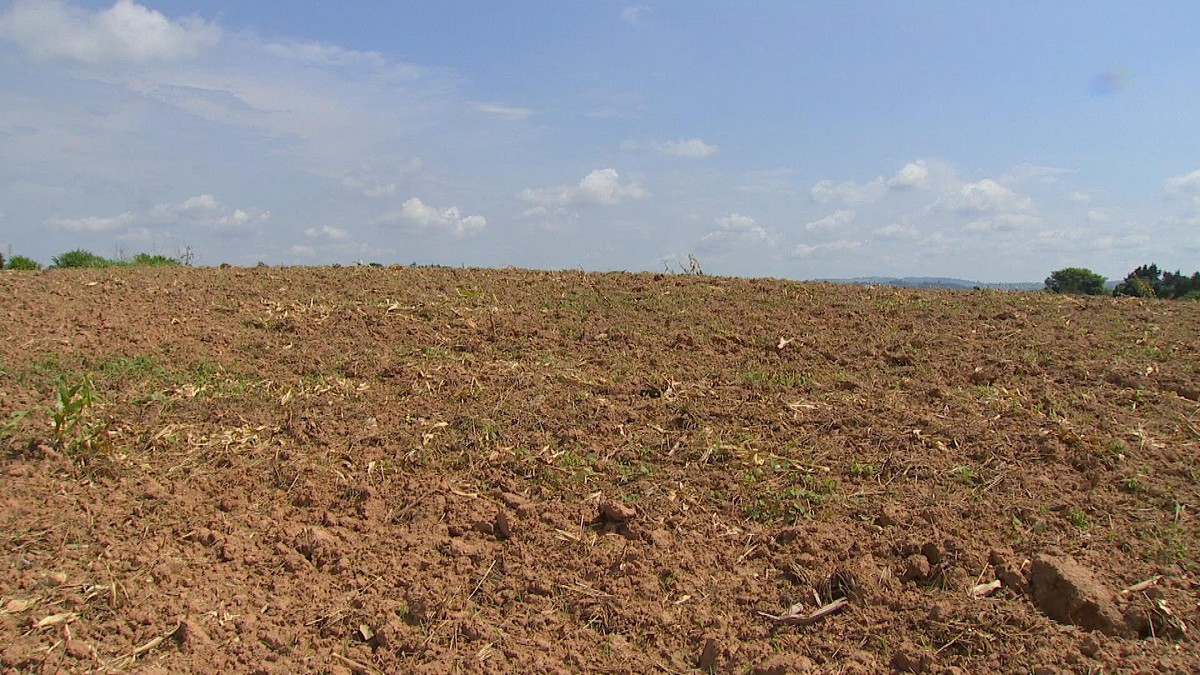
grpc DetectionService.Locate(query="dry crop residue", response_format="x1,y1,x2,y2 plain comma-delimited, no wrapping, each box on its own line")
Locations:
1,266,1198,673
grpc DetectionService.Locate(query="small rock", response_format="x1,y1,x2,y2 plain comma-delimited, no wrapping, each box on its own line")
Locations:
600,500,637,523
1030,555,1132,637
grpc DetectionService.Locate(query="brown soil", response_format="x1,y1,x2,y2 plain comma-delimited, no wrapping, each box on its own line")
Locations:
1,266,1198,674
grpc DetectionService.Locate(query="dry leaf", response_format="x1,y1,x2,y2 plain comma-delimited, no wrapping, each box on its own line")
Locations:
4,597,38,613
35,612,77,628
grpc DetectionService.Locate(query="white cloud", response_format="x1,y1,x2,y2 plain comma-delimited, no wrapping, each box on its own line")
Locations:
261,41,386,68
792,239,862,258
219,209,251,227
938,179,1035,215
179,194,218,212
873,223,916,238
304,225,349,240
0,0,221,64
396,197,486,238
702,213,769,245
657,138,719,159
811,178,885,205
47,211,135,232
470,101,534,120
520,169,649,208
48,194,264,237
1165,169,1200,205
805,209,856,232
289,244,316,258
1001,164,1073,185
888,161,930,189
812,160,935,205
963,213,1040,232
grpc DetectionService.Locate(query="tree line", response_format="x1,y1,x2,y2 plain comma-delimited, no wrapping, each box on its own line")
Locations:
1045,264,1200,299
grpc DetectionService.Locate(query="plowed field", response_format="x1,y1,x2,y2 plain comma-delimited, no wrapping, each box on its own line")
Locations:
2,266,1198,673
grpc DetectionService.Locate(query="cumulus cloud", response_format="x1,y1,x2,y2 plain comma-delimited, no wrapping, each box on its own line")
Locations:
657,138,719,159
470,101,534,120
810,178,884,205
0,0,221,64
304,225,349,240
939,179,1035,215
805,209,856,232
702,213,769,245
873,223,916,238
1165,169,1200,205
395,197,486,238
178,194,218,212
888,161,930,189
520,169,649,209
48,194,266,237
47,211,135,232
792,239,862,258
812,160,938,204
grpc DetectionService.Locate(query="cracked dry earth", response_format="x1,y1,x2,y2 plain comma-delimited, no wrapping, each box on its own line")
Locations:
1,265,1198,674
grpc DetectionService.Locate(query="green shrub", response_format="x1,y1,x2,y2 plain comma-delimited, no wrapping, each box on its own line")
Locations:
6,255,41,270
130,253,180,267
51,249,114,269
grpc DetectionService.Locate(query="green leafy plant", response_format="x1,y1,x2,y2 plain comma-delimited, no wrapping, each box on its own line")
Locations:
1,372,106,462
951,465,978,486
1064,507,1091,529
6,255,41,270
52,249,114,268
130,252,181,267
50,373,100,453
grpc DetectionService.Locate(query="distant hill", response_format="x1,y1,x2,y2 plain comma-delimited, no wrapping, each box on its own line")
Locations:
822,276,1044,291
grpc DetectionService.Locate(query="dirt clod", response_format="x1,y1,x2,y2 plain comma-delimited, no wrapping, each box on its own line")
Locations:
697,637,719,670
599,500,637,523
1030,555,1132,637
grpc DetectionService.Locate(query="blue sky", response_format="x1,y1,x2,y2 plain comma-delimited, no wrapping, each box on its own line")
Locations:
1,1,1197,281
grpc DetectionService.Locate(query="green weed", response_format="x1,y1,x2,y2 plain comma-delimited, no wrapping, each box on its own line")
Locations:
1064,507,1091,529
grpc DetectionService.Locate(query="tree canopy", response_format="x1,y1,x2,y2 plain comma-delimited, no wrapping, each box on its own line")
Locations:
1044,267,1106,296
1112,263,1200,299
